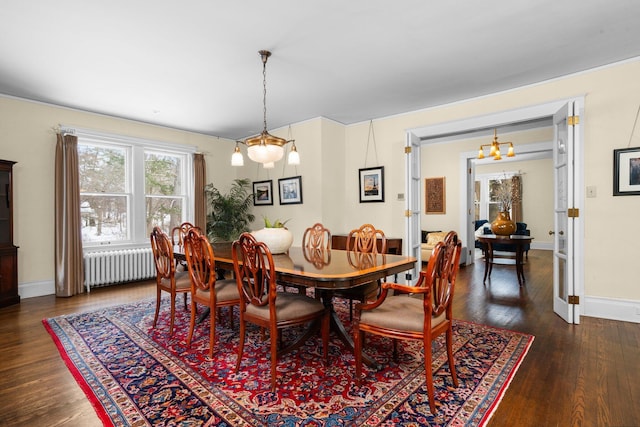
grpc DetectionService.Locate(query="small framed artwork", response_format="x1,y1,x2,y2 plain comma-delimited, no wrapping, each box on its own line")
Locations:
359,166,385,203
613,147,640,196
253,180,273,205
278,176,303,205
425,177,446,214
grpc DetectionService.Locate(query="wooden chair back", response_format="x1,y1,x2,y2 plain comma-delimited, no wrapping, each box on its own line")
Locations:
150,226,175,279
171,222,201,251
302,223,331,250
232,232,277,308
183,228,215,293
346,223,387,254
302,223,332,268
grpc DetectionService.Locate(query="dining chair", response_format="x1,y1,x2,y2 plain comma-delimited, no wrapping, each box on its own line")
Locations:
232,232,330,391
335,223,387,319
183,228,240,358
171,222,201,270
353,231,462,413
150,226,191,335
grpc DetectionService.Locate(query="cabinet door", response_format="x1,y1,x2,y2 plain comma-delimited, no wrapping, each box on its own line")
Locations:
0,169,10,245
0,246,19,307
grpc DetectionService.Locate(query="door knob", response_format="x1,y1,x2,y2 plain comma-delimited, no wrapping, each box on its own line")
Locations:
559,230,564,236
548,230,555,235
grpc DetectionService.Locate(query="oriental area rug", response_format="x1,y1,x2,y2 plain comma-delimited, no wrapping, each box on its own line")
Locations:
43,297,533,426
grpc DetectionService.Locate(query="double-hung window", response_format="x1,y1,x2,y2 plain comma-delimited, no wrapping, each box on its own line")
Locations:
71,127,195,248
474,171,518,221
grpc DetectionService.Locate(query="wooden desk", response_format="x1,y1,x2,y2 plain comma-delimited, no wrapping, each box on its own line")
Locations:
185,245,416,368
331,235,402,254
477,235,534,286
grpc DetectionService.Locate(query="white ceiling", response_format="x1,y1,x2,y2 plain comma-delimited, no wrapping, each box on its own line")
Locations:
2,1,640,140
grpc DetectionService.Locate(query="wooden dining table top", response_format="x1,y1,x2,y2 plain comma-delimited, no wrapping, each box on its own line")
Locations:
183,245,417,291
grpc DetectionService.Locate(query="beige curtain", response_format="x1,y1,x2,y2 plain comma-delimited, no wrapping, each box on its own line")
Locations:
511,175,523,223
194,153,206,232
55,133,84,296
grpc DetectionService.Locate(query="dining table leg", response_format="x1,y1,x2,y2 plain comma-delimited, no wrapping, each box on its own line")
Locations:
318,290,382,370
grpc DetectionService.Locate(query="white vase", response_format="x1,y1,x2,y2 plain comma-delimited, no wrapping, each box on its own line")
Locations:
251,228,294,254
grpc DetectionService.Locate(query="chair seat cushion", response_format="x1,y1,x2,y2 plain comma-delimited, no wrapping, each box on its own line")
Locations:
194,278,239,302
246,292,325,322
161,270,191,290
359,295,446,332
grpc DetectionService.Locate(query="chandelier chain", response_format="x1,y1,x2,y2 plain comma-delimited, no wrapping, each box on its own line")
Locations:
262,56,268,132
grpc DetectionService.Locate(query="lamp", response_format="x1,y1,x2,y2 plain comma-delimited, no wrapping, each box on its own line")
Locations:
231,141,244,166
231,50,299,168
478,129,515,161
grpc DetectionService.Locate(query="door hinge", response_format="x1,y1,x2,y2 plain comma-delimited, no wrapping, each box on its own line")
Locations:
568,208,579,218
568,295,580,305
568,116,580,126
404,146,412,154
404,210,411,217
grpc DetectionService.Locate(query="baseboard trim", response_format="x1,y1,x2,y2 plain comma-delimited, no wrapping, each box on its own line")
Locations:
19,280,55,299
583,296,640,324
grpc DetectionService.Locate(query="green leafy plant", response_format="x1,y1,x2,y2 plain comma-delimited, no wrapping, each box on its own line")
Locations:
205,178,255,242
263,216,291,229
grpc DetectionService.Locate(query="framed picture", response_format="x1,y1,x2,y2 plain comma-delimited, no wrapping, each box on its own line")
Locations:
425,177,446,214
253,180,273,205
359,166,385,203
614,147,640,196
278,176,303,205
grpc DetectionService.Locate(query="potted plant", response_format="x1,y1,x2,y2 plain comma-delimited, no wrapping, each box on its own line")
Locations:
205,178,255,243
252,216,294,254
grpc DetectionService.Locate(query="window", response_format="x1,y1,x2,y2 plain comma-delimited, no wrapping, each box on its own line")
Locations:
474,172,518,221
73,128,195,248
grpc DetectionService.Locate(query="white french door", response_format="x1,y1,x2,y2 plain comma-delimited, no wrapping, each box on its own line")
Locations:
552,102,581,323
404,131,421,284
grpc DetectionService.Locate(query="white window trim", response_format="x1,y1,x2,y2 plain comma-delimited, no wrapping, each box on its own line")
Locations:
63,125,197,250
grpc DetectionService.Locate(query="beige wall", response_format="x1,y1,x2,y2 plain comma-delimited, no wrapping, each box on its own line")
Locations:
0,96,235,294
2,58,640,320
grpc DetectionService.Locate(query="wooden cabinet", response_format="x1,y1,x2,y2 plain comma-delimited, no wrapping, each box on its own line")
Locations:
331,235,402,254
0,160,19,308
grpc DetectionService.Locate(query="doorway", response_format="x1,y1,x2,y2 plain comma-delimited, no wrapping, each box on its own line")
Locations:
404,98,584,324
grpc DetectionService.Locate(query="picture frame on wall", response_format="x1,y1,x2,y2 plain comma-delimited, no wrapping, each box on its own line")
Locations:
425,177,446,214
359,166,385,203
253,180,273,205
613,147,640,196
278,176,303,205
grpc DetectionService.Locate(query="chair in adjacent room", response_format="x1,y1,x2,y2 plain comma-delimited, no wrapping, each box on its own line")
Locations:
353,231,462,413
232,232,330,391
334,223,387,319
183,228,240,357
150,226,191,335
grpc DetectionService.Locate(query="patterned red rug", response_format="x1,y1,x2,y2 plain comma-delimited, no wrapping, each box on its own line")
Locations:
43,296,533,426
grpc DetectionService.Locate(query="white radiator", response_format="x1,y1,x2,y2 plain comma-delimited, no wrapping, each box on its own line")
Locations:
83,248,155,291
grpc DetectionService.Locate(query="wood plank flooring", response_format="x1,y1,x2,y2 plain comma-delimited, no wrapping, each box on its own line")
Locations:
0,249,638,426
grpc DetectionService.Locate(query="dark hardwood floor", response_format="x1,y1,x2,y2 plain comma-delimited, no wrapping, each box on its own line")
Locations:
0,249,638,426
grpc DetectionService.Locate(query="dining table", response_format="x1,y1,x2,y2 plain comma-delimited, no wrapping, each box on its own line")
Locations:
477,234,534,286
178,244,417,368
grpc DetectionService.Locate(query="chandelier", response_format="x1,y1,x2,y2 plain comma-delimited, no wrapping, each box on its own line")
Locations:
232,50,299,168
477,129,515,161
